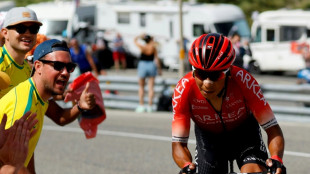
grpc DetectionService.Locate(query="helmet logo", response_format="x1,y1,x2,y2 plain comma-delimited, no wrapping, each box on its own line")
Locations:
207,45,212,49
227,51,232,58
216,52,223,59
195,47,199,56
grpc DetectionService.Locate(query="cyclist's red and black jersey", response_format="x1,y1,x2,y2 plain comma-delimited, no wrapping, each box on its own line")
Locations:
172,66,278,143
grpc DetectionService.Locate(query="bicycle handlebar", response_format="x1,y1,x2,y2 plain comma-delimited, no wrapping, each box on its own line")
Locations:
227,172,268,174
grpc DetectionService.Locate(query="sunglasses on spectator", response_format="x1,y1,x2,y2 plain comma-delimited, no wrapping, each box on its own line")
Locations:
194,69,227,81
39,60,77,73
7,24,40,34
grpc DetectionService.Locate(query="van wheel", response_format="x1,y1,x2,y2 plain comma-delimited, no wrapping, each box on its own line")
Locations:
248,62,261,74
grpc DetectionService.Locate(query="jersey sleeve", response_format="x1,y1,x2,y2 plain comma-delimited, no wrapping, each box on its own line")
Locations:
172,73,193,143
0,88,22,128
230,66,278,130
0,47,5,71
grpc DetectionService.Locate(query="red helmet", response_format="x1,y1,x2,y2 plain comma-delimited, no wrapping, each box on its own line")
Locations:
188,33,235,71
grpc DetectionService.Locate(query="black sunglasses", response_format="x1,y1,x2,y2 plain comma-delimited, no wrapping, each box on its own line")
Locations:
39,60,76,73
194,69,226,81
7,24,40,34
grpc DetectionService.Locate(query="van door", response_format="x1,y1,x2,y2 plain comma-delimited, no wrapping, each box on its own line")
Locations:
250,25,278,71
250,25,306,72
275,26,307,70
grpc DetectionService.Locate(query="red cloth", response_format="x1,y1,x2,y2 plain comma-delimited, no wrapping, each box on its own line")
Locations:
64,72,106,139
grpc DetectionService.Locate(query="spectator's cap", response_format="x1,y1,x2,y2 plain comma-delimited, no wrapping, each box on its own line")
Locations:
33,39,70,62
3,7,42,28
31,39,70,76
0,11,7,29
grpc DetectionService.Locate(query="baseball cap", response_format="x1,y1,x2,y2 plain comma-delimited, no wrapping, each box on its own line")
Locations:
31,39,71,76
3,7,42,28
0,11,7,29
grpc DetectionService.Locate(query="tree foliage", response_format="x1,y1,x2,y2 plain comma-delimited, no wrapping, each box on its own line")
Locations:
14,0,53,7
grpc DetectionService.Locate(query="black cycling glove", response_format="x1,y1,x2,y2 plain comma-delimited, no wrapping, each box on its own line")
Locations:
268,159,286,174
179,164,196,174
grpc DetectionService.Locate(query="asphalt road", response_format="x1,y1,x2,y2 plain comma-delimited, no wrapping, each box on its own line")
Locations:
34,109,310,174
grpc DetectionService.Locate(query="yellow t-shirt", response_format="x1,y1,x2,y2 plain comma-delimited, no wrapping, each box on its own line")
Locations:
0,45,32,98
0,78,49,166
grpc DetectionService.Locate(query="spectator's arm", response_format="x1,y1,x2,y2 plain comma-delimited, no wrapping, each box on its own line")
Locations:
85,51,99,76
134,35,144,52
154,47,162,76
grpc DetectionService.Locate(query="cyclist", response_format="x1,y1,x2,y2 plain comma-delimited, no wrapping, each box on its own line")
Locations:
172,33,286,174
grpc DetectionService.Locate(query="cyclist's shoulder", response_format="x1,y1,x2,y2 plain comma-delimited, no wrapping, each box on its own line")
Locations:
229,65,252,78
173,72,197,100
175,72,196,90
229,66,259,87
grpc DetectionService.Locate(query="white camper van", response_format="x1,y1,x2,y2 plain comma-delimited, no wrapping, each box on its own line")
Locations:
27,1,95,40
95,1,250,70
0,1,15,11
27,1,250,70
27,1,75,40
248,9,310,73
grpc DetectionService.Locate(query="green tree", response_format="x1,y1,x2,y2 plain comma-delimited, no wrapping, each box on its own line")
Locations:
14,0,52,7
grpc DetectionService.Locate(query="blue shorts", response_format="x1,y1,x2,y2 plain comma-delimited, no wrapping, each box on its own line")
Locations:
137,60,157,78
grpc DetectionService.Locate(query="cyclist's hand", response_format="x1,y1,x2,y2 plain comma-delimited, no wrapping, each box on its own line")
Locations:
179,163,196,174
266,158,286,174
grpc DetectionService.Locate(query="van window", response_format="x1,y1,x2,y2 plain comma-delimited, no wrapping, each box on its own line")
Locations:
193,24,205,37
232,20,251,38
117,12,130,24
140,13,146,27
170,21,173,38
280,26,304,41
214,22,232,36
40,20,68,36
214,19,250,38
267,29,275,42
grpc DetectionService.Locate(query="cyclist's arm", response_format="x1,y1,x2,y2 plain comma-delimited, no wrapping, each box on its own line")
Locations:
265,124,285,174
230,66,286,172
266,124,284,159
231,67,285,158
172,74,195,170
172,142,193,168
171,115,191,168
172,109,194,170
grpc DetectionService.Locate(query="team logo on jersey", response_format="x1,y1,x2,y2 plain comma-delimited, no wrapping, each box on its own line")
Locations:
172,78,189,112
235,69,267,106
192,98,206,104
193,106,246,124
191,105,209,110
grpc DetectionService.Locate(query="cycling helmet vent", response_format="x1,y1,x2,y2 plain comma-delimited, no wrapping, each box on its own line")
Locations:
189,33,236,71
